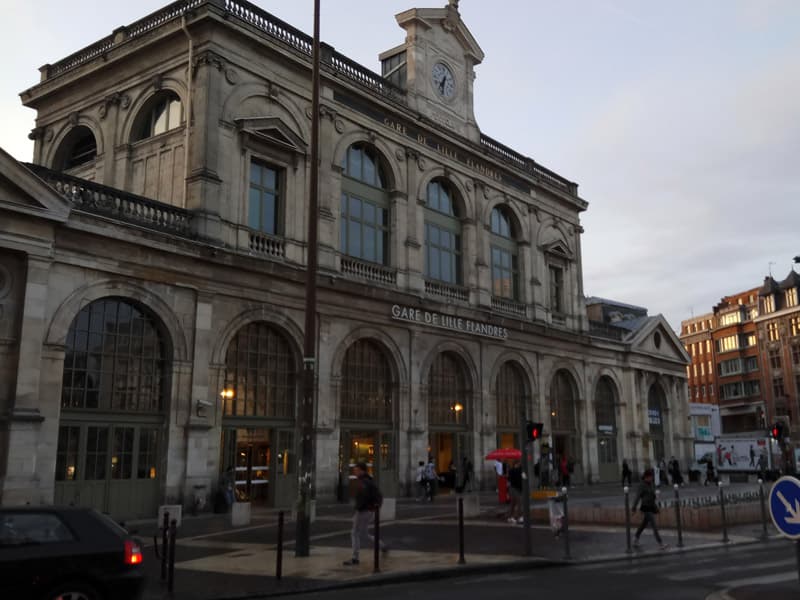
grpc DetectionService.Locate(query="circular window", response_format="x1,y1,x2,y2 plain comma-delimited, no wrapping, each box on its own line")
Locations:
654,331,662,349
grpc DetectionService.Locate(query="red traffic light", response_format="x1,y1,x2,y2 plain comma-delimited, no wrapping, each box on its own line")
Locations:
526,421,544,441
770,423,783,440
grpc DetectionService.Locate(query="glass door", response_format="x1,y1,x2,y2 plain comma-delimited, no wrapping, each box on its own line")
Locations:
222,428,271,505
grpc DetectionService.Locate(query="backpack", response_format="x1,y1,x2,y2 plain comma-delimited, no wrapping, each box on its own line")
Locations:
364,477,383,511
424,462,436,480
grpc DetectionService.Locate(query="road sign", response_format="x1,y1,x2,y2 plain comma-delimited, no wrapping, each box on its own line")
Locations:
768,476,800,540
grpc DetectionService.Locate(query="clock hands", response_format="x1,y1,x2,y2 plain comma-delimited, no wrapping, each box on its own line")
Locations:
439,76,446,94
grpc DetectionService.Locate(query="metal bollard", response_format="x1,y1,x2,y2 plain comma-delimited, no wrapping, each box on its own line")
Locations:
758,479,768,541
718,482,729,544
561,487,571,560
673,484,684,548
161,511,169,581
624,486,632,554
373,506,381,574
167,519,177,594
458,496,466,565
276,511,284,580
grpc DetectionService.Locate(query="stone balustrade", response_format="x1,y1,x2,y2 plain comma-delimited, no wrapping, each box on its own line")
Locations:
491,296,526,317
341,257,397,285
425,279,469,302
248,231,286,258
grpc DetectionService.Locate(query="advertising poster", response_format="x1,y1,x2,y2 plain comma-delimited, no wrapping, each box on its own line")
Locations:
714,438,769,472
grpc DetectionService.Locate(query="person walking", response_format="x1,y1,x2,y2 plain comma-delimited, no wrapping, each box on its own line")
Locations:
460,456,474,493
343,462,386,565
631,468,667,550
559,454,571,488
704,461,716,486
424,457,438,501
507,461,523,523
415,460,427,501
621,459,632,487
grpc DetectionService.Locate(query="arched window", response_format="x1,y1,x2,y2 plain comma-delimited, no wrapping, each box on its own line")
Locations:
490,206,518,300
62,298,167,412
428,352,470,427
55,126,97,171
648,383,666,460
222,322,297,418
550,370,576,432
340,144,390,264
424,179,462,285
340,339,394,423
132,91,183,142
496,361,526,428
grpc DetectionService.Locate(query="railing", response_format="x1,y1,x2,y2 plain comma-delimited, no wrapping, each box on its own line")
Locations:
480,133,578,196
341,257,397,285
491,296,526,317
248,231,285,258
45,0,202,79
425,279,469,303
223,0,312,55
26,164,193,237
588,320,626,340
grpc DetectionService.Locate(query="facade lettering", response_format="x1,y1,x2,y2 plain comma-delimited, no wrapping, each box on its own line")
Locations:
391,304,508,340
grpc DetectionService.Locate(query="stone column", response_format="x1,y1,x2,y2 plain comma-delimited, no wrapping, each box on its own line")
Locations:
405,151,424,294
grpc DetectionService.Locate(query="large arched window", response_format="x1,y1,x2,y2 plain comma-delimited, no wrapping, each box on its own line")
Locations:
424,179,462,285
340,339,394,423
132,91,183,142
496,361,526,428
62,298,167,412
490,206,518,300
340,144,390,264
54,126,97,171
648,383,666,460
595,376,618,472
550,370,576,432
428,352,470,427
222,322,297,418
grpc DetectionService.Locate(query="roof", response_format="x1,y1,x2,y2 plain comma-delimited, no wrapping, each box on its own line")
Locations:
780,269,800,290
758,276,780,296
584,296,647,312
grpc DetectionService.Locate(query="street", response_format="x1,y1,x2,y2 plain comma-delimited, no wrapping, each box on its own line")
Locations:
296,540,800,600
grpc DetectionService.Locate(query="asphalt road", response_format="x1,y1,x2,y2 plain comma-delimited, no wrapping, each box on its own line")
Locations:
295,540,800,600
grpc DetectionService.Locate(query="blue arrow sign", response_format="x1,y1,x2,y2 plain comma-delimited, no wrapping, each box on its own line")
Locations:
768,476,800,540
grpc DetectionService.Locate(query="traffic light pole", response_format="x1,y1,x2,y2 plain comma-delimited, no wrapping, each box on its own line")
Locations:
519,410,531,556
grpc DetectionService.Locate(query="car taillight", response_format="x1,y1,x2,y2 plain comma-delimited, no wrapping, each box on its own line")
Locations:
124,539,143,565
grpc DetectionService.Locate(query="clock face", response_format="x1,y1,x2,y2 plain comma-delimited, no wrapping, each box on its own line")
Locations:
431,62,456,99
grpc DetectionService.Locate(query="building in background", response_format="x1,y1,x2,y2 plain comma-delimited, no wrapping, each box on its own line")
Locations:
0,1,689,520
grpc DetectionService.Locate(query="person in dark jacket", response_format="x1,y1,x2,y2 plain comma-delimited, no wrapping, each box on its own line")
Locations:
632,468,668,550
621,460,632,487
506,461,523,523
343,462,387,565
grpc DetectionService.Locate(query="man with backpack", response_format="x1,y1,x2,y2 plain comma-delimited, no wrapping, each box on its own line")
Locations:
343,462,387,565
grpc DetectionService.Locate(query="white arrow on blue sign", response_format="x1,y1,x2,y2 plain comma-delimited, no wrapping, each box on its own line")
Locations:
768,475,800,540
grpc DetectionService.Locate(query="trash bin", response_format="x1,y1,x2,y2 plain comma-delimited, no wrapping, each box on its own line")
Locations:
497,475,509,504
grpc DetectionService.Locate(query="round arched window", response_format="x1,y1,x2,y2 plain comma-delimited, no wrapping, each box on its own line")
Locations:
340,339,394,423
428,352,470,427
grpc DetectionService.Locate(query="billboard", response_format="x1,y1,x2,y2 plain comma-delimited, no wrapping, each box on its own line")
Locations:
714,437,770,472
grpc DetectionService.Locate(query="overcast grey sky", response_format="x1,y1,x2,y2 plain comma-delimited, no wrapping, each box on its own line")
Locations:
1,1,798,332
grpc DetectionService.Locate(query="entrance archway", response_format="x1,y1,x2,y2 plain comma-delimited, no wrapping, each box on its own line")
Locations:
595,376,619,481
549,369,580,483
54,297,168,521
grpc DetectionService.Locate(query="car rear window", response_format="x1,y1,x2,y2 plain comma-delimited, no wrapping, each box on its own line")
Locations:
0,512,75,547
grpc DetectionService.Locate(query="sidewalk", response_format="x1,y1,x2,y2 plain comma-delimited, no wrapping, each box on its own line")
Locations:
135,487,789,600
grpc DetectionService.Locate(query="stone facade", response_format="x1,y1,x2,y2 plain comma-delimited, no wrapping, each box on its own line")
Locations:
0,1,690,520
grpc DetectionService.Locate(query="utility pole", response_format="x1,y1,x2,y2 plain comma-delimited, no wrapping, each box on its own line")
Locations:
295,0,321,558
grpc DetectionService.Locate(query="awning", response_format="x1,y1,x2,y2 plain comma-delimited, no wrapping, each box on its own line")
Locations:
719,404,759,416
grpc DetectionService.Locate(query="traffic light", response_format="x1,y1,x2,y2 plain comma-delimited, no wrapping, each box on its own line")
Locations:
770,422,783,441
525,421,544,442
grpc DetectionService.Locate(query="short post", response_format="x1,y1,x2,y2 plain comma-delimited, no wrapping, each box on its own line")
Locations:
673,484,684,549
758,479,768,541
624,486,632,554
276,511,284,580
167,518,177,594
458,496,466,565
718,481,729,544
161,510,169,581
373,506,381,574
561,486,571,560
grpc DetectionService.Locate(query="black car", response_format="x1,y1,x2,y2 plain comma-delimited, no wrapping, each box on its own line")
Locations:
0,506,145,600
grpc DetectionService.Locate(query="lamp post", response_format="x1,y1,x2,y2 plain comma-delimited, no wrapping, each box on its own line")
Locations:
295,0,321,558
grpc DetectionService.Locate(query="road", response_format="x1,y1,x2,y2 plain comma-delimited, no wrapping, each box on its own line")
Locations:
296,540,800,600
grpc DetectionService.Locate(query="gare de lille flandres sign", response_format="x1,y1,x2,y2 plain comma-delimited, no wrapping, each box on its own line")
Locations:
391,304,509,340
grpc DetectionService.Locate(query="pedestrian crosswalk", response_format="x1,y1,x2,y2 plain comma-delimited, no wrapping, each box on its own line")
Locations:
573,542,796,589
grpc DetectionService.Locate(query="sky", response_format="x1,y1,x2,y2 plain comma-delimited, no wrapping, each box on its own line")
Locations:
1,1,798,332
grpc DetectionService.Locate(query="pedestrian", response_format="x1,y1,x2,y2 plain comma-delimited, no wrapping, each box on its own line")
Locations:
415,460,427,501
343,462,386,565
757,453,768,480
669,456,683,486
631,468,667,550
621,459,632,487
424,457,438,501
658,458,669,487
704,461,716,486
559,454,570,488
749,445,756,468
460,456,474,493
494,459,503,492
507,460,523,523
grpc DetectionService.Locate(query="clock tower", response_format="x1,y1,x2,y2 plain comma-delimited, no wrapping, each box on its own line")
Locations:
380,1,484,141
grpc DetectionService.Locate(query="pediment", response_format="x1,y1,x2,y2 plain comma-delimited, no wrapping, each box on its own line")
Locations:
628,316,690,363
234,117,307,154
395,6,484,64
0,147,69,222
542,240,573,260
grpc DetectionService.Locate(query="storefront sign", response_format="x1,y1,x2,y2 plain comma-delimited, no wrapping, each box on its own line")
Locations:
390,304,508,340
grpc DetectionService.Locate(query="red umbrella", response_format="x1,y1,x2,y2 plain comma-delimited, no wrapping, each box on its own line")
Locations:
484,448,522,461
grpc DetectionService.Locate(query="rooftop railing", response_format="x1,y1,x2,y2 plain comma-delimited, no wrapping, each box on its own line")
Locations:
26,164,193,237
